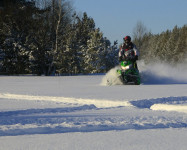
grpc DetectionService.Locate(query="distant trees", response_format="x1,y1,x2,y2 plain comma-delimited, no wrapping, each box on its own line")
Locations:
0,0,118,75
135,25,187,64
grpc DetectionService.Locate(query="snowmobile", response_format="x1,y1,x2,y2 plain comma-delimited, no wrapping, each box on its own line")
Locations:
117,50,141,85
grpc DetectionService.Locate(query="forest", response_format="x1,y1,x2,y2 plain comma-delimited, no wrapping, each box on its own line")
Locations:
0,0,118,75
0,0,186,75
134,24,187,64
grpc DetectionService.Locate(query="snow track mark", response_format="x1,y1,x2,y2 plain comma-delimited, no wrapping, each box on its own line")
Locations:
130,96,187,108
0,106,187,136
0,93,132,108
0,93,187,136
130,96,187,113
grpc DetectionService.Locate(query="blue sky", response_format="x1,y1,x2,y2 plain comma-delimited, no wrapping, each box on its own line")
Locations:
73,0,187,45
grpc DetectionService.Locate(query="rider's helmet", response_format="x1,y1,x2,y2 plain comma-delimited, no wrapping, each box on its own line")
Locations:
123,36,131,44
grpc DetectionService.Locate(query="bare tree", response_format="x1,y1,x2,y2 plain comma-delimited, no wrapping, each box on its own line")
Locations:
132,21,148,49
47,0,74,75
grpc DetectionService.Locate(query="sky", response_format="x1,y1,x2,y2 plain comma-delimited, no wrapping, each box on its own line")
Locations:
73,0,187,45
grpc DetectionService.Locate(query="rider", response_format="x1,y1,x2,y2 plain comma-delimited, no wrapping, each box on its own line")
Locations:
118,35,139,69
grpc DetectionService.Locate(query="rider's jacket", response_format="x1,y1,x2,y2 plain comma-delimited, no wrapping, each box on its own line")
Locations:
118,42,139,61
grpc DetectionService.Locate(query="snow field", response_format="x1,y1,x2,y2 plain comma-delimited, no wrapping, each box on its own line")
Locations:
0,61,187,149
0,92,187,136
1,128,187,150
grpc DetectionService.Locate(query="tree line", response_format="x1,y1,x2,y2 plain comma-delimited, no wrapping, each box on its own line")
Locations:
0,1,186,76
0,0,118,75
133,22,187,64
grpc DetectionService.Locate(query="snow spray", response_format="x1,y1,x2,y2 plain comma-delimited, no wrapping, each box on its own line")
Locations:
101,66,123,86
138,60,187,84
101,60,187,85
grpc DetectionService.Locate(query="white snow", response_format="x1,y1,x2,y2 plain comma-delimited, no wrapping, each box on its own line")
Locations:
0,93,132,108
1,129,187,150
0,62,187,150
151,104,187,113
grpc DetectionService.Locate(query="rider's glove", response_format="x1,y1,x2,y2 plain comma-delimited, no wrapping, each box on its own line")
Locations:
133,55,138,61
130,55,138,62
119,56,123,61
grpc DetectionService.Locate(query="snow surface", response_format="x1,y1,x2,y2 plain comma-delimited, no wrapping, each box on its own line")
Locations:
0,62,187,150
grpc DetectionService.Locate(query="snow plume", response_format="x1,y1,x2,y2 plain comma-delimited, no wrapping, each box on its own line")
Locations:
139,60,187,84
101,60,187,85
101,66,123,86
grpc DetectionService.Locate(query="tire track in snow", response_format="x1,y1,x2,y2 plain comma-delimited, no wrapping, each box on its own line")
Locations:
130,96,187,113
130,96,187,108
1,93,187,112
0,106,187,136
0,93,187,136
0,105,97,117
0,93,132,108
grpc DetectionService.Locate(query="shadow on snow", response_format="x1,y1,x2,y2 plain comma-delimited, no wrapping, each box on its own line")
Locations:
0,97,187,136
130,96,187,109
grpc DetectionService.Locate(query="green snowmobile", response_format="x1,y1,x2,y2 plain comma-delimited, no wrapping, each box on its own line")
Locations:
117,60,141,85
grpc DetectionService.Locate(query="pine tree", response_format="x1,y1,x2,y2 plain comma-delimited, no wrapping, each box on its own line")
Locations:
0,0,37,74
174,25,187,63
137,25,187,64
102,40,118,72
83,29,103,73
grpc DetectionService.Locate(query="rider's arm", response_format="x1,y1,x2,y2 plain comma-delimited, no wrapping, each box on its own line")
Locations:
132,44,139,61
118,47,124,61
133,44,139,57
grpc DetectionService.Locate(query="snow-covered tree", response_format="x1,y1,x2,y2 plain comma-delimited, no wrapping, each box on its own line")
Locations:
0,0,36,74
137,25,187,64
103,40,119,72
83,29,103,73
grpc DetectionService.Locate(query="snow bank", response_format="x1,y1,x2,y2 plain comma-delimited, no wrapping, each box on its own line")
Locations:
151,104,187,113
130,96,187,114
0,93,132,108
